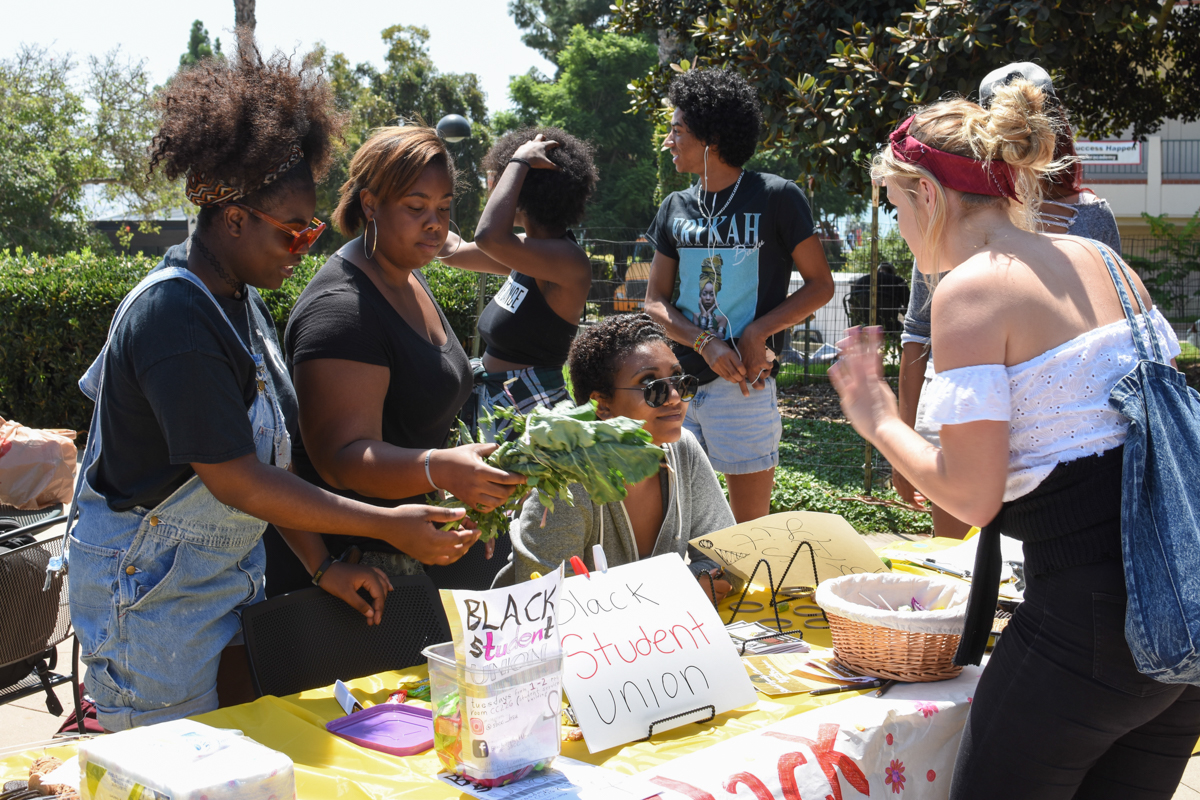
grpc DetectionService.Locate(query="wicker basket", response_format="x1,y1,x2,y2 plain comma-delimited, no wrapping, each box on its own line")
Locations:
816,573,970,683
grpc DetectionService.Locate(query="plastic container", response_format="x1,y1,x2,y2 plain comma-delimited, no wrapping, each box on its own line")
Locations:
78,719,294,800
423,641,562,787
325,703,434,757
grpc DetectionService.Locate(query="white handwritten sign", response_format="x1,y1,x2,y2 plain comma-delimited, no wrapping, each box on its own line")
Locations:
441,566,563,672
559,554,757,753
689,511,889,589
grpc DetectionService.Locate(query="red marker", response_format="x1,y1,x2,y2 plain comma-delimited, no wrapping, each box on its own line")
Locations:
569,556,590,579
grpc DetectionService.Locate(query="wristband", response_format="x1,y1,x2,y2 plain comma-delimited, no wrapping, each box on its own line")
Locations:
508,157,532,169
694,330,715,354
424,449,442,493
311,554,337,586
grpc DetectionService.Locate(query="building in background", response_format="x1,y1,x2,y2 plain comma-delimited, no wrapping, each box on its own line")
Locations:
1081,118,1200,236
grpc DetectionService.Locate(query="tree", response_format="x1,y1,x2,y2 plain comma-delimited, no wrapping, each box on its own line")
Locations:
179,20,222,68
0,46,179,254
501,27,659,230
508,0,612,63
234,0,256,31
612,0,1200,194
314,26,494,246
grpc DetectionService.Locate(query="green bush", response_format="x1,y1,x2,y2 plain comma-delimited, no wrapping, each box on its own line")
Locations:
0,248,491,431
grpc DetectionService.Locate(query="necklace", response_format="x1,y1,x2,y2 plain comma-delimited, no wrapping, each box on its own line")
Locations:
193,236,245,300
696,169,744,221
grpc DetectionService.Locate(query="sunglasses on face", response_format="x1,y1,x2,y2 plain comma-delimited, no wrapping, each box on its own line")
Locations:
230,203,326,254
616,374,699,408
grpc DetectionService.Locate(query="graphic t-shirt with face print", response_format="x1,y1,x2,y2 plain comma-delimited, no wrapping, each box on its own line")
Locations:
646,171,816,383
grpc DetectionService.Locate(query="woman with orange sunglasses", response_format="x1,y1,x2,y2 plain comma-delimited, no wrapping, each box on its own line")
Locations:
64,36,479,732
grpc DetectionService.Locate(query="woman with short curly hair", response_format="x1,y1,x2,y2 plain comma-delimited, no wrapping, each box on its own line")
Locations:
493,313,735,605
442,127,598,439
66,35,478,731
645,67,833,523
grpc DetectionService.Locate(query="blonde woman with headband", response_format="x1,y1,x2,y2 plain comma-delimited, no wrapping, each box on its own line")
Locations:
830,81,1191,798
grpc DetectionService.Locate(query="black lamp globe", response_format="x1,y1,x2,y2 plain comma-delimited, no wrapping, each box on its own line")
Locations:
436,114,472,143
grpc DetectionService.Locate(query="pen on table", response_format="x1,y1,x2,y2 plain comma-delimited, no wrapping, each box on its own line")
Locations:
874,679,898,698
810,679,885,696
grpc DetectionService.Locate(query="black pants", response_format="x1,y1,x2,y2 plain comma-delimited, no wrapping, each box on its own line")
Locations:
950,557,1200,799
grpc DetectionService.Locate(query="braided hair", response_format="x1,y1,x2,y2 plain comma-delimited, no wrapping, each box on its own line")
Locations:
568,314,670,404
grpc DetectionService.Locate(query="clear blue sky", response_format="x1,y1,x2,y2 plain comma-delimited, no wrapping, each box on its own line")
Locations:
1,0,556,117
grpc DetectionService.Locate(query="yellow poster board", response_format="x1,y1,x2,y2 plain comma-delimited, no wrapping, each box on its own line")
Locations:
689,511,889,588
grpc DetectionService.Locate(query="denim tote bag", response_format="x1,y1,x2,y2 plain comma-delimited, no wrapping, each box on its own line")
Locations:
1094,241,1200,683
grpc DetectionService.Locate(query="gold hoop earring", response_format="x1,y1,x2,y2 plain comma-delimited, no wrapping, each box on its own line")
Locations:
363,218,378,260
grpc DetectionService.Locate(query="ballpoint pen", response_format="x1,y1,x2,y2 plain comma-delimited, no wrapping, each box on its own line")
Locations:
810,679,885,696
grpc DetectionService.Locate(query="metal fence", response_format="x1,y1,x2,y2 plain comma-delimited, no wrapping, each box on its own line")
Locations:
1165,140,1200,181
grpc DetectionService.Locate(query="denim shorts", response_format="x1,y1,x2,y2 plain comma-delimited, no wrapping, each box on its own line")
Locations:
69,476,267,731
682,376,782,474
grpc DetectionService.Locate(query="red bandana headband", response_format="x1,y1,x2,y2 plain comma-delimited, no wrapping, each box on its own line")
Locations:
888,116,1019,202
185,143,305,208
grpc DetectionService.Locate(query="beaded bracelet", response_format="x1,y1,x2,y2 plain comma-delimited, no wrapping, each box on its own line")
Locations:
694,330,715,354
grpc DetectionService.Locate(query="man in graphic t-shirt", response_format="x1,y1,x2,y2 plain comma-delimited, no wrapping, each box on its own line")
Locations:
645,68,834,522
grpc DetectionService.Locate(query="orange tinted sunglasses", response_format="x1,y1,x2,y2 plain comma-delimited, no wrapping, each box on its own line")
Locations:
231,202,326,253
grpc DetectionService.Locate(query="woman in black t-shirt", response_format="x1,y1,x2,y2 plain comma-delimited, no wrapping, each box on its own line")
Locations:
280,125,526,586
68,39,477,729
440,127,597,440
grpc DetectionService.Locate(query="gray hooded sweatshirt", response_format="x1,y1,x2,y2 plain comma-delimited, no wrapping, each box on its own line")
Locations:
492,429,734,587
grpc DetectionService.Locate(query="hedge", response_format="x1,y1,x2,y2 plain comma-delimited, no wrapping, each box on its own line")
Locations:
0,248,497,432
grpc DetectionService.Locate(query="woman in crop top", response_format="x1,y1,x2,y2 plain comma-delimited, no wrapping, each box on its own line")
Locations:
830,82,1196,799
440,127,597,439
894,62,1121,540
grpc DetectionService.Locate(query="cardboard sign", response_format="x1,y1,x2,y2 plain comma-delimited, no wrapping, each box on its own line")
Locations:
559,554,757,753
689,511,888,589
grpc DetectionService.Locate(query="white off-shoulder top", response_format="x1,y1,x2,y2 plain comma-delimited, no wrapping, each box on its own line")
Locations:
921,308,1182,501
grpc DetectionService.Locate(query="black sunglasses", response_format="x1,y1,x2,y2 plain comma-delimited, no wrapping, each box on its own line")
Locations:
616,374,699,408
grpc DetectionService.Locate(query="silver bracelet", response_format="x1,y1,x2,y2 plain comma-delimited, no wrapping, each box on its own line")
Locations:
424,449,442,493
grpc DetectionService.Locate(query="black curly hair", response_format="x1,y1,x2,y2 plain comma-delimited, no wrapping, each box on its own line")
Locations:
568,313,671,404
148,30,343,229
668,68,763,168
482,126,598,230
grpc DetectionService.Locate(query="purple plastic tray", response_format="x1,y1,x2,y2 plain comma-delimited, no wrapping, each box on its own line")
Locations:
325,703,434,757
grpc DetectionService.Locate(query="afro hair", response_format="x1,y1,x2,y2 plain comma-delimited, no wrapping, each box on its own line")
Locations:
668,68,763,168
482,126,598,230
148,29,343,226
567,313,670,404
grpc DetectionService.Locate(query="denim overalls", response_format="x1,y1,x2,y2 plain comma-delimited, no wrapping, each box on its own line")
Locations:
64,261,292,731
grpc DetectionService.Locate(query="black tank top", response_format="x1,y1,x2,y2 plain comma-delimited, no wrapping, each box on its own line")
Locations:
478,270,579,368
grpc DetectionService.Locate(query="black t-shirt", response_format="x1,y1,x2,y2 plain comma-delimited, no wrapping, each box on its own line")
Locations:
285,254,473,515
92,243,300,511
645,171,816,383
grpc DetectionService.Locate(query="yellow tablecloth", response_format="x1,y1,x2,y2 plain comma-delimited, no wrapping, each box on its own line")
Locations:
0,590,865,798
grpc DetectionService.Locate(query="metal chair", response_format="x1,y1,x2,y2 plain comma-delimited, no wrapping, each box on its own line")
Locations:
241,574,451,698
425,535,513,591
0,513,82,724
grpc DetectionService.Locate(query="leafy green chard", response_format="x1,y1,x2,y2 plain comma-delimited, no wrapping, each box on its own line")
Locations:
431,401,665,541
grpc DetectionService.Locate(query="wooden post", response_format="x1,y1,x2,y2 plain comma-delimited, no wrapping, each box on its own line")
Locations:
863,183,880,495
